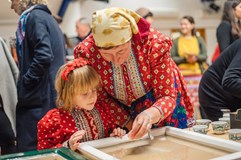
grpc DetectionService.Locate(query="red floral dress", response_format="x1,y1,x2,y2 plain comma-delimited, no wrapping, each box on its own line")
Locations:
74,20,194,128
37,103,115,150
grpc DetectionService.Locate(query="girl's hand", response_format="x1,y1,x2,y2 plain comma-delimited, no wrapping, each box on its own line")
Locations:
110,127,126,138
68,130,85,151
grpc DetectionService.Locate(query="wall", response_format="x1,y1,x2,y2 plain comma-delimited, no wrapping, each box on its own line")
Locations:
61,1,82,37
0,0,225,63
78,0,224,63
0,0,63,42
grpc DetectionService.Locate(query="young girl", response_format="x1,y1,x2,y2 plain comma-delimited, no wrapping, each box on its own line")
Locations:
37,58,126,151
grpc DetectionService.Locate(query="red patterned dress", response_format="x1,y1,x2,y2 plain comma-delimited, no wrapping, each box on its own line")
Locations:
74,19,194,129
37,103,115,150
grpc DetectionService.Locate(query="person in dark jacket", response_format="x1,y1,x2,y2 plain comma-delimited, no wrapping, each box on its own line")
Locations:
199,38,241,121
10,0,66,152
216,0,241,52
135,7,154,24
0,37,19,155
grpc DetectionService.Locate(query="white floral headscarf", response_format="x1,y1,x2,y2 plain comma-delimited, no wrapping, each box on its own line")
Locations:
92,7,141,48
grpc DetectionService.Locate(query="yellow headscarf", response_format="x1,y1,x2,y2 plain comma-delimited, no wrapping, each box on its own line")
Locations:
92,7,141,48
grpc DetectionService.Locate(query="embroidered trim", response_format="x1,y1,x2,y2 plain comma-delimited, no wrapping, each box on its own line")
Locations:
71,108,105,142
112,64,127,103
91,108,105,139
126,49,146,98
71,109,92,141
112,50,146,106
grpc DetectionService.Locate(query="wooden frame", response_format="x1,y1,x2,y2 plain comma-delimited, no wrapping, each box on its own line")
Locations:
78,127,241,160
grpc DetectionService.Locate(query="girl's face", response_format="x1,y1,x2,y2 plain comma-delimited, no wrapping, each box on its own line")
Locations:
72,89,97,110
180,18,194,36
234,3,241,19
98,41,131,65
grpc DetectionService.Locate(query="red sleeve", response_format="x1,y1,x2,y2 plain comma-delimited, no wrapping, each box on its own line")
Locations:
149,35,178,121
37,109,64,150
97,87,130,127
211,44,220,63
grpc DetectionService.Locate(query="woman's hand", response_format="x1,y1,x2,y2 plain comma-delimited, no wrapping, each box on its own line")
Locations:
185,54,197,63
128,111,152,140
110,127,126,138
68,130,85,151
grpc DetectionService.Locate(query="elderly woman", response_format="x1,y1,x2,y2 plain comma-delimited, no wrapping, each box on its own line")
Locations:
74,7,194,139
10,0,66,152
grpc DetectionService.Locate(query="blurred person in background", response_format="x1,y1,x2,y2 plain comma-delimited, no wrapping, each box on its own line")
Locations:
10,0,66,152
217,0,241,52
0,37,19,155
70,17,91,49
212,0,241,63
135,7,154,24
171,16,207,119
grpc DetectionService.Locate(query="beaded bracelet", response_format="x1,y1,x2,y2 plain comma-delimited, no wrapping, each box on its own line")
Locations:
152,105,164,125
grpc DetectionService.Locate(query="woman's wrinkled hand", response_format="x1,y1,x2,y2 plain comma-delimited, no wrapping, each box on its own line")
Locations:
68,130,85,151
128,111,152,140
110,127,126,138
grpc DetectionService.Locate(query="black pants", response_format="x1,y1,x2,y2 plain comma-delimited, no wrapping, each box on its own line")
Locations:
0,106,16,155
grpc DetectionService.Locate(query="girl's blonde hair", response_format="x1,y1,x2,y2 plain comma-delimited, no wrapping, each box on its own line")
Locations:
55,62,101,111
18,0,48,13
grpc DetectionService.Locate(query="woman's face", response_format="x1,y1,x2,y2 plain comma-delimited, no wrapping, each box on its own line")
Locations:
180,18,194,36
72,89,97,110
234,3,241,19
98,41,131,65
